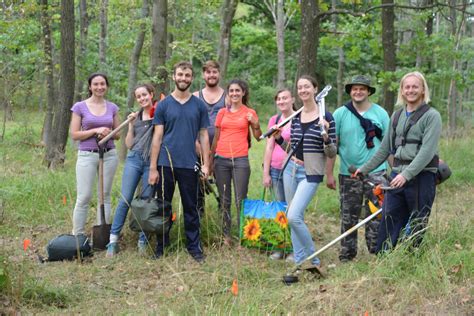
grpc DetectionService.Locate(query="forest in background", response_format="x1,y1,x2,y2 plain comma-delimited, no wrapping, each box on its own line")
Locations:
1,0,473,167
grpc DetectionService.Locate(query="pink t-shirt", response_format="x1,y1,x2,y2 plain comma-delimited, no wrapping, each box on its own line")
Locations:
268,114,291,169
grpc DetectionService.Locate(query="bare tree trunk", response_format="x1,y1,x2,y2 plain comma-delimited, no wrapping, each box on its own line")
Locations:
45,0,75,169
297,0,319,80
446,0,467,137
381,0,396,115
275,0,285,89
331,0,344,107
424,0,434,72
99,0,108,70
150,0,168,95
40,0,57,147
121,0,150,161
218,0,238,81
74,0,88,102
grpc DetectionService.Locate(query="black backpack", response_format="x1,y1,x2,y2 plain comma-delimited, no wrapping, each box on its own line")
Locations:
46,234,92,261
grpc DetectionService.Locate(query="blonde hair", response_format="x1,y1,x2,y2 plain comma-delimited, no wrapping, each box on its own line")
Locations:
396,71,431,106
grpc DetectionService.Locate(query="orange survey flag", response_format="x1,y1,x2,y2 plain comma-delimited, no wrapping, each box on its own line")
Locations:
231,279,238,296
23,239,31,251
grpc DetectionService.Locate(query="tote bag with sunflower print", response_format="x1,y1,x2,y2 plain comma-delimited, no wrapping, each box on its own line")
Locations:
239,191,292,252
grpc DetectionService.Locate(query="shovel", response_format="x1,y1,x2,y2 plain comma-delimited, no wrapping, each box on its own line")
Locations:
92,116,135,250
92,142,111,250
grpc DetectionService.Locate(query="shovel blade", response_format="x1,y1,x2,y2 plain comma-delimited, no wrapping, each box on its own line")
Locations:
92,224,111,250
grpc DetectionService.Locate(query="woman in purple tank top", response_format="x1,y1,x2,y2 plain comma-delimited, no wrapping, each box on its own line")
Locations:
70,73,120,236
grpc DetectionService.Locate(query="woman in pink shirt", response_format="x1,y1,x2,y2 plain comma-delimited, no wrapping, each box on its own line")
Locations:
263,88,294,260
263,88,295,201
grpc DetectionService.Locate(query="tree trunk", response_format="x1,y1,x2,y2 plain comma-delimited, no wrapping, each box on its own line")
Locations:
40,0,56,147
121,0,150,161
45,0,75,169
275,0,285,89
150,0,168,95
381,0,396,115
217,0,238,81
74,0,88,102
424,0,434,72
446,0,467,137
332,0,344,107
99,0,108,70
297,0,319,80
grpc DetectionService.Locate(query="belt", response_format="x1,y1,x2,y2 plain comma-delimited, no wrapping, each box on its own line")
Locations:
291,156,304,166
85,148,113,153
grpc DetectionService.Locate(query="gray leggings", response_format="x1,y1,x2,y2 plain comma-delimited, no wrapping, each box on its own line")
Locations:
72,149,119,235
213,156,251,236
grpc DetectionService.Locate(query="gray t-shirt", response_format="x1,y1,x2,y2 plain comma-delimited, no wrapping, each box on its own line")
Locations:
131,111,153,153
198,89,225,145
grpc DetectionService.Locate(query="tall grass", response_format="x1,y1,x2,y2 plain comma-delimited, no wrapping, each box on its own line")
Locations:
0,110,472,313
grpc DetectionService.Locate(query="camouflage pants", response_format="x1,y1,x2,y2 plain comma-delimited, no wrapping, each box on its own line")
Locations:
338,171,388,261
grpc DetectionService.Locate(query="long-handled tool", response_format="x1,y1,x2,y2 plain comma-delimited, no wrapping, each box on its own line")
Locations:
283,166,393,284
97,116,135,147
259,85,332,140
283,207,383,284
91,116,135,250
92,141,111,250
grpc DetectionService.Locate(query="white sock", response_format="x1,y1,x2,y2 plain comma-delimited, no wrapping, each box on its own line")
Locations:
109,234,119,243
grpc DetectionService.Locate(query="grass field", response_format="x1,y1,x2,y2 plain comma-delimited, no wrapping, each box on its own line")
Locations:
0,111,472,314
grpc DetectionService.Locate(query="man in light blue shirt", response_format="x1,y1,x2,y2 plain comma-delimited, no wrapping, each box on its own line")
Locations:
327,75,390,262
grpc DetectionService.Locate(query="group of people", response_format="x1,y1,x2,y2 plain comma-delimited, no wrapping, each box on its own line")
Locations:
69,60,442,267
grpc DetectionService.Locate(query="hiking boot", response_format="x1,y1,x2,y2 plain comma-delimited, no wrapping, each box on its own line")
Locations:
285,253,295,263
191,252,206,264
106,242,119,258
269,251,284,260
151,251,163,260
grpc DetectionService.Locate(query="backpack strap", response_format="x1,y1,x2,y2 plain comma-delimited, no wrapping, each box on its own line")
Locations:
391,103,438,168
275,113,282,125
392,103,430,150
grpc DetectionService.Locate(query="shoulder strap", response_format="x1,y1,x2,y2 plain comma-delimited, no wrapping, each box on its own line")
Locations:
392,103,431,149
275,113,282,124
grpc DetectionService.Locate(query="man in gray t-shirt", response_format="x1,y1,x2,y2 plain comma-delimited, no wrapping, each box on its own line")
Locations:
193,61,225,214
193,60,226,146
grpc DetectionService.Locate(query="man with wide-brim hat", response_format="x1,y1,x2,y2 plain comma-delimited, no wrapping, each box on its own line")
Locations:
327,74,390,262
344,75,376,96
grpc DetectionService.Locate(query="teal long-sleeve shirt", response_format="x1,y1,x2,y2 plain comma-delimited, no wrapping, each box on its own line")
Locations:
360,105,442,182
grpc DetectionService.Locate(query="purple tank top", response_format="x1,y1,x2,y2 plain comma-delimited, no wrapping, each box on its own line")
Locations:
71,101,119,151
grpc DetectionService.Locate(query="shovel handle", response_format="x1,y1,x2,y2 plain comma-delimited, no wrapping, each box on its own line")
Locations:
98,116,135,147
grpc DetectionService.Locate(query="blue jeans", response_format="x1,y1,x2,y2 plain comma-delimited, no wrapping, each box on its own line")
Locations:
283,160,320,265
270,167,285,202
110,150,152,243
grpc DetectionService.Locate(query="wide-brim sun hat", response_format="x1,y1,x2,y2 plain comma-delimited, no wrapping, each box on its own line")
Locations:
345,75,376,96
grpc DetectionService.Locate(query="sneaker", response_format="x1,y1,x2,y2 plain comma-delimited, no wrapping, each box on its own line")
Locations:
269,251,284,260
285,253,295,263
106,242,119,258
191,252,206,264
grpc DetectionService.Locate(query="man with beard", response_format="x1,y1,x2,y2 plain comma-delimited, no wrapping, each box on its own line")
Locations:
193,60,226,145
327,75,390,262
148,61,210,263
193,61,226,214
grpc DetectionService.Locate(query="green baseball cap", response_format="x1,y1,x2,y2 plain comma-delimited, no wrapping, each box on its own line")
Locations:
345,75,376,96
